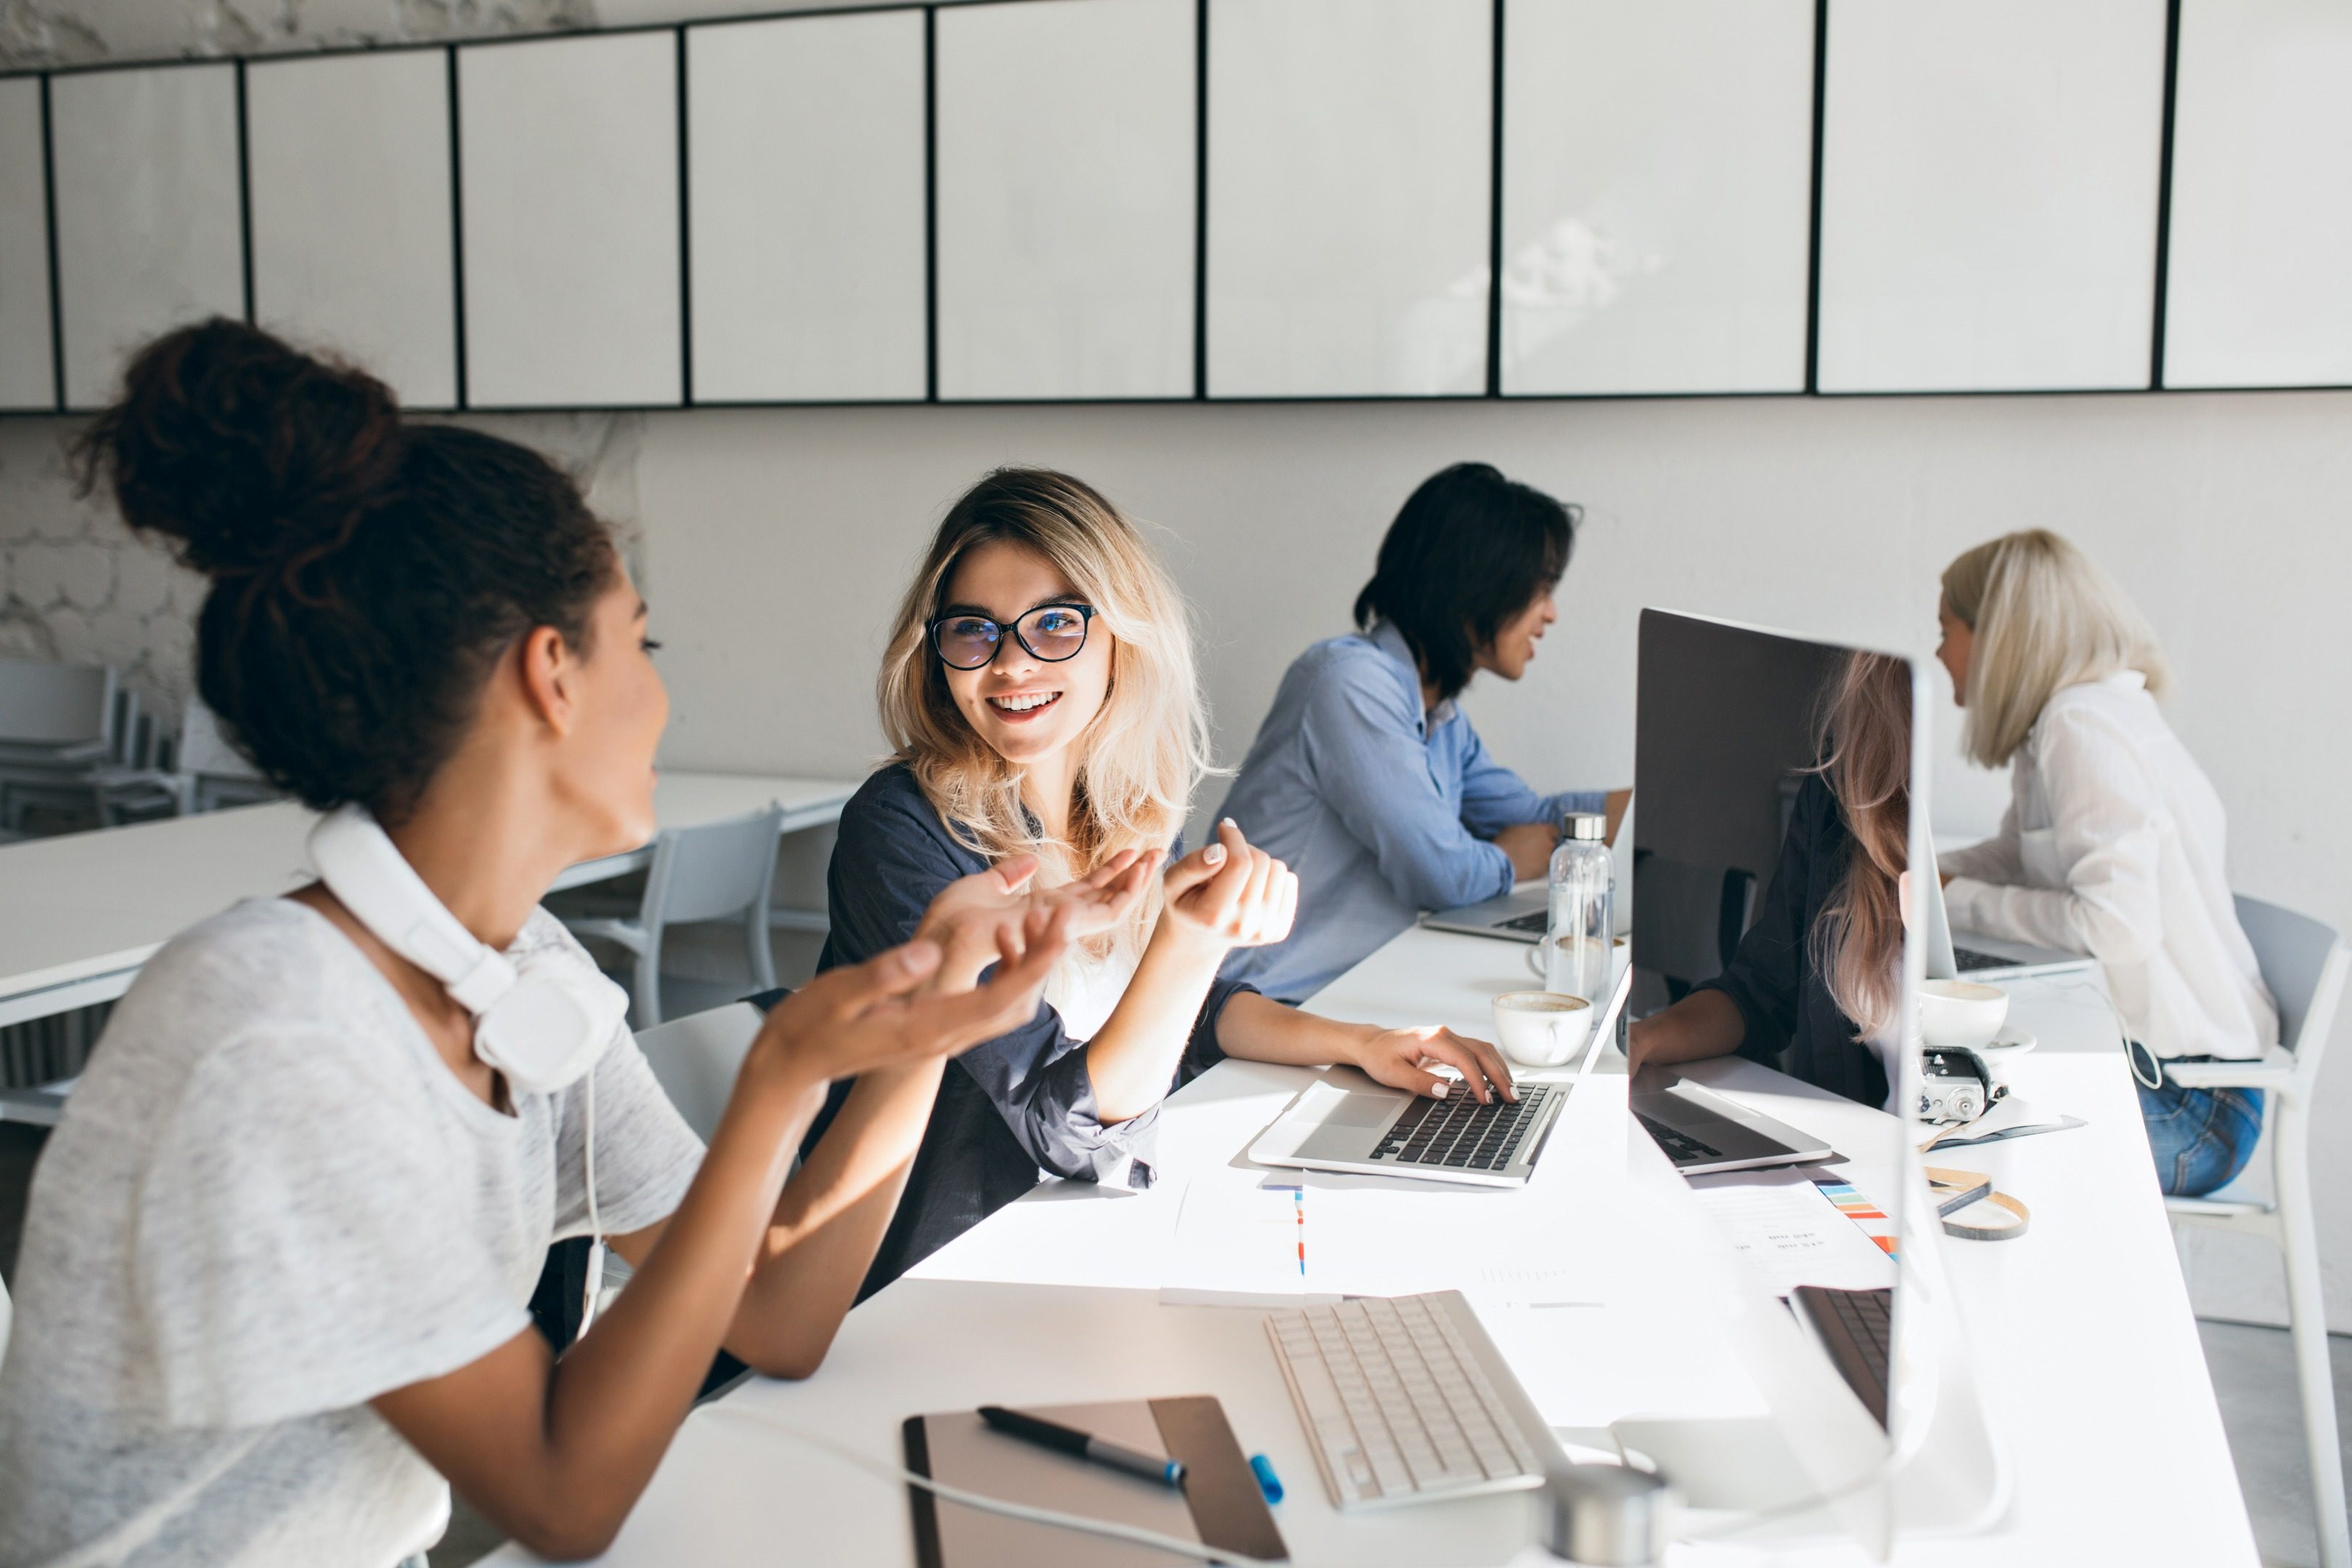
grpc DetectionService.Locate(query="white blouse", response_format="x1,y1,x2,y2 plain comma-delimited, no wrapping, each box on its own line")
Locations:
1940,671,2277,1061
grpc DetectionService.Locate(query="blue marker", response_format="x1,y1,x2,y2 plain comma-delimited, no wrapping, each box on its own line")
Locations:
1250,1453,1285,1504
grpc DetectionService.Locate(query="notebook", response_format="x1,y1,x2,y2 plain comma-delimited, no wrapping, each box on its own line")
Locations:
902,1395,1287,1567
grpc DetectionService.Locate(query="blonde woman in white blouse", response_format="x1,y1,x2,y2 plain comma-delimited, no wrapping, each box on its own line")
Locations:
1934,529,2277,1196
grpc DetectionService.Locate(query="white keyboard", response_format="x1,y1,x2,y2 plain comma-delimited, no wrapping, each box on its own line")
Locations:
1265,1291,1561,1508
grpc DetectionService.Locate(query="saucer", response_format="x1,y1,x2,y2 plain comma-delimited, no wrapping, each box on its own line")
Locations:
1977,1032,2038,1055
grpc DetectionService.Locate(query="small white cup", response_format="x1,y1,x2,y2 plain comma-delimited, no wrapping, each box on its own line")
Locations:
1918,979,2009,1049
1492,990,1594,1069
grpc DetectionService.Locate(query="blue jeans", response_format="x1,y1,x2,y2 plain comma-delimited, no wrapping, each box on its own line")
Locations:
2133,1048,2263,1197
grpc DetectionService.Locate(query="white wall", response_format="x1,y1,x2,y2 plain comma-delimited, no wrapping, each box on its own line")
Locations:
623,388,2352,1329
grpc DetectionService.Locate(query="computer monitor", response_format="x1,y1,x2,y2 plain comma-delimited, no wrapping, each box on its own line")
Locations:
1617,609,2005,1556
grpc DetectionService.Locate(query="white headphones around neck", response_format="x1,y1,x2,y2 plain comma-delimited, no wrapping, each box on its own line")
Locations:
307,803,626,1096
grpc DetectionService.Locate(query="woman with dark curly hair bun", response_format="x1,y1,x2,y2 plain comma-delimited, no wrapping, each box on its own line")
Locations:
0,320,1130,1566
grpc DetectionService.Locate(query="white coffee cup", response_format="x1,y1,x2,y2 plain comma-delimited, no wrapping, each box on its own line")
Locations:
1492,990,1594,1069
1918,979,2009,1049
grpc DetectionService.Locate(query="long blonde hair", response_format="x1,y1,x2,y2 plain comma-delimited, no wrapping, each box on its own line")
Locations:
878,468,1213,936
1941,529,2168,768
1813,651,1911,1040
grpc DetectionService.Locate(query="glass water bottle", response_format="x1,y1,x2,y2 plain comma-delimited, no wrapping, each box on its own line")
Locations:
1545,812,1614,1004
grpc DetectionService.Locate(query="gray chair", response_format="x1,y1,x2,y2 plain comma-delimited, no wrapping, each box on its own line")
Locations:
1630,851,1757,997
2165,894,2349,1568
633,1002,764,1143
172,698,277,813
0,658,114,761
560,807,784,1029
0,661,141,832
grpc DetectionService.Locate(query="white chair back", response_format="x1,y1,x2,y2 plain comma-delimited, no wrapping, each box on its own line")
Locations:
642,807,785,930
633,1002,764,1143
2234,893,2348,1090
0,659,114,749
176,698,261,781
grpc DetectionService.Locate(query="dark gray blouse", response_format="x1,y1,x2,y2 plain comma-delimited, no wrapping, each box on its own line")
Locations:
786,764,1251,1297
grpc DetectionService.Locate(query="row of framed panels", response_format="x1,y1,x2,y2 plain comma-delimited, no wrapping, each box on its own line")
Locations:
1,0,2348,413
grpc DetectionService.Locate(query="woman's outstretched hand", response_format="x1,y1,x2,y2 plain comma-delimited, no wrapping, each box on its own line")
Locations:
914,850,1159,990
747,903,1073,1090
1160,818,1297,952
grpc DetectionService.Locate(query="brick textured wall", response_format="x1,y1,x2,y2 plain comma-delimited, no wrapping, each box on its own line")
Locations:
0,414,643,724
0,0,663,724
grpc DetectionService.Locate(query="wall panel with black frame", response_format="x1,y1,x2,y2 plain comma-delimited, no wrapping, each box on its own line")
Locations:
0,76,55,410
2161,0,2352,389
687,10,927,404
245,49,460,410
1205,0,1493,399
1813,0,2171,395
1498,0,1815,397
49,63,245,412
458,30,682,410
4,0,2348,419
935,0,1196,401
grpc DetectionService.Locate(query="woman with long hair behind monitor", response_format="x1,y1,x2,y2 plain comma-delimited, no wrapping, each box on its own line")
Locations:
1628,651,1911,1109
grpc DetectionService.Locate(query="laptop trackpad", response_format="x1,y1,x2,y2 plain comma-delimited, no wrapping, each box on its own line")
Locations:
1300,1080,1406,1129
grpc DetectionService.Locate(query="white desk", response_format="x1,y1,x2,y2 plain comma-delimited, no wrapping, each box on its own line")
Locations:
504,927,2255,1567
0,771,856,1030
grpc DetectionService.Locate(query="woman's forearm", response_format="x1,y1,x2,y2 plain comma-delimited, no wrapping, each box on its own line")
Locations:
1213,992,1368,1067
375,1060,821,1558
1624,989,1746,1075
1084,923,1228,1122
724,1059,947,1376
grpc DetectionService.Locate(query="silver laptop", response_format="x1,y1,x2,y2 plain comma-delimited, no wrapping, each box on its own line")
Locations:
1624,1063,1835,1175
1419,881,1549,944
1248,968,1630,1187
1924,867,2095,982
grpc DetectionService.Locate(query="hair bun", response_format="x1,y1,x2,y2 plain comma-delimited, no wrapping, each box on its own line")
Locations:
78,317,403,578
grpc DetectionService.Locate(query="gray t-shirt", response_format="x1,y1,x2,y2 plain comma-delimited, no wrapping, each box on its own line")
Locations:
0,899,705,1568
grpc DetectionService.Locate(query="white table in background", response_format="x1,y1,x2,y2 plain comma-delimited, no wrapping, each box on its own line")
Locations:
504,926,2254,1567
0,771,856,1030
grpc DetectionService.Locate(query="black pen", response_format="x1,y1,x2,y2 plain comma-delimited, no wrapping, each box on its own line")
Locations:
976,1405,1186,1487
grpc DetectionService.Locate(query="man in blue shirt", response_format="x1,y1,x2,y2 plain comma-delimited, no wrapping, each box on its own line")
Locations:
1218,463,1626,1003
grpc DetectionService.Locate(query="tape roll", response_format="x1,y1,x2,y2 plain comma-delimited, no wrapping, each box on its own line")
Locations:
1924,1165,2030,1241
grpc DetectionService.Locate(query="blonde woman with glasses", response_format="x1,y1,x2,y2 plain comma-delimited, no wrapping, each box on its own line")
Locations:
807,469,1516,1291
1935,529,2277,1196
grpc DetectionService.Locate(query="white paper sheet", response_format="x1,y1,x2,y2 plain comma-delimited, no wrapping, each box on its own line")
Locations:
1158,1173,1617,1307
1158,1178,1338,1306
1685,1170,1898,1300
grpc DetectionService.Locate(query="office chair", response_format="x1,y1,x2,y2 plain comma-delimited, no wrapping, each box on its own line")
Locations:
2165,894,2349,1568
558,807,784,1029
633,1002,765,1143
1630,851,1757,1000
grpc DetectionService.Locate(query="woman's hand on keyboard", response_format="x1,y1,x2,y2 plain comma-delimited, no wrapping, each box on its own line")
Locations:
1346,1024,1517,1104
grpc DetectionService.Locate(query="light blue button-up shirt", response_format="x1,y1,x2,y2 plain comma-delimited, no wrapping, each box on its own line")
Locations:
1216,621,1604,1003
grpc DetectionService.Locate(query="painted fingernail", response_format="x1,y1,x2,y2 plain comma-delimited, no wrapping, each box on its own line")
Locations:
1204,844,1226,865
1429,1082,1449,1099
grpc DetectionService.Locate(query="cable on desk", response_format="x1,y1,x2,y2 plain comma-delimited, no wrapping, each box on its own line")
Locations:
704,1405,1286,1567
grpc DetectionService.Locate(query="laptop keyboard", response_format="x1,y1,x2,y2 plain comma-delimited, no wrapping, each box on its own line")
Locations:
1792,1285,1892,1428
1370,1085,1556,1172
1953,945,2010,973
1633,1111,1723,1164
1496,909,1549,935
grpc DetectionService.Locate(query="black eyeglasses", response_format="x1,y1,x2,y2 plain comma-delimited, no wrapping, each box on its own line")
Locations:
928,603,1098,671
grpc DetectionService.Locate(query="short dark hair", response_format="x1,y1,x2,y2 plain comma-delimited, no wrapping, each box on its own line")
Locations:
1352,462,1577,702
76,319,617,824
